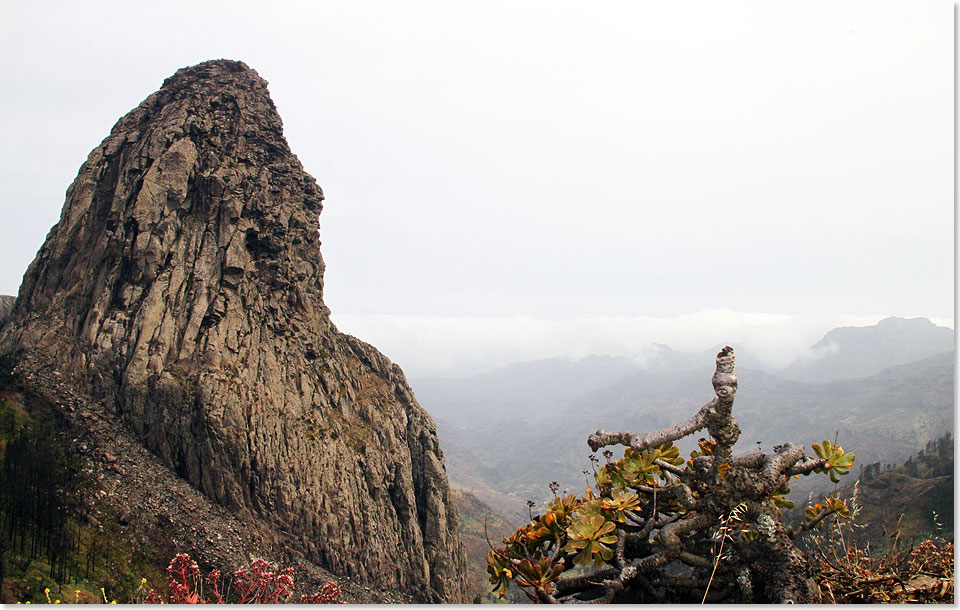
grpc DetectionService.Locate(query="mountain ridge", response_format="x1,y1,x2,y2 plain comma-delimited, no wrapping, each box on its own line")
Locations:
420,320,952,511
783,316,954,382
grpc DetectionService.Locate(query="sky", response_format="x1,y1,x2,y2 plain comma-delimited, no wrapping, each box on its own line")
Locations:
0,1,953,376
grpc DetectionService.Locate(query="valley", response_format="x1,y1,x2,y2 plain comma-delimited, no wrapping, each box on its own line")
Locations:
421,318,954,600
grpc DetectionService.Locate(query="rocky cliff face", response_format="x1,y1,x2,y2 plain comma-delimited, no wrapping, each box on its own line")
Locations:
0,295,14,328
0,60,465,602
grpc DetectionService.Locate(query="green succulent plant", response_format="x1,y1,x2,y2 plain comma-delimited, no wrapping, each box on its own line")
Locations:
593,466,612,489
620,448,660,486
515,557,566,593
770,489,794,511
563,514,618,568
812,440,856,483
528,510,568,542
805,496,852,523
547,493,580,520
482,349,864,604
503,522,545,556
656,441,685,466
576,497,605,518
601,489,643,522
486,550,514,597
824,496,852,518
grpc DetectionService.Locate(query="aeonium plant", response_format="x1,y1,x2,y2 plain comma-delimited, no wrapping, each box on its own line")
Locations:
486,347,855,604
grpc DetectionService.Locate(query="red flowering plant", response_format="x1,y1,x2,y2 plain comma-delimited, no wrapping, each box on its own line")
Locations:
232,558,295,603
141,553,343,604
301,582,344,604
166,553,202,604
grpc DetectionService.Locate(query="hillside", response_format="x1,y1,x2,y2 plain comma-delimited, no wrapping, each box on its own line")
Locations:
449,488,529,603
451,349,954,604
420,321,953,510
429,333,954,601
789,432,953,548
783,433,954,603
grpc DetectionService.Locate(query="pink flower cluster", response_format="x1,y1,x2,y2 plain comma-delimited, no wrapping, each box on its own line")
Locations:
141,553,342,604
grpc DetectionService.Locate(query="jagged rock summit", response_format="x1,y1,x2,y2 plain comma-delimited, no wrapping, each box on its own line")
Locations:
0,59,466,602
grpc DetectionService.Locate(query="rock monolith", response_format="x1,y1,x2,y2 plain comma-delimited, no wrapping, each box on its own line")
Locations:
0,59,466,602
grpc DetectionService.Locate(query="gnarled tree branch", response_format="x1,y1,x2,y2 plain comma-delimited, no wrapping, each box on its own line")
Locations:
587,399,716,452
491,347,843,604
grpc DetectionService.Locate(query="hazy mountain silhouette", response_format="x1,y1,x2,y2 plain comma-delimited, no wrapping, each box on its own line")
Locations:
418,318,953,508
413,355,643,425
782,317,953,382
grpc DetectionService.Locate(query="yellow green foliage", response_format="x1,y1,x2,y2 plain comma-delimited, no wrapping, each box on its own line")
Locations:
601,489,642,523
486,434,858,601
562,514,617,568
812,440,856,483
770,488,795,511
514,557,565,593
805,496,852,525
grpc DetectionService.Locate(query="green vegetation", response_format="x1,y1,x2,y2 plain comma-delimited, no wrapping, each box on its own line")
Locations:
0,396,164,603
342,422,371,454
450,488,528,603
485,348,859,603
481,349,954,605
788,431,953,552
2,409,84,583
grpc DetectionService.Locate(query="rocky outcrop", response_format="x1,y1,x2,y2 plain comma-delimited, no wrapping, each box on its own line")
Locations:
0,60,465,602
0,295,13,328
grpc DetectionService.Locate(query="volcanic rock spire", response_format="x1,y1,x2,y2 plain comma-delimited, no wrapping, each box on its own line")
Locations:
0,60,466,602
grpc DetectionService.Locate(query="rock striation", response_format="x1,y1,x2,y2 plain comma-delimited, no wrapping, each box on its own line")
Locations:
0,60,465,602
0,295,14,328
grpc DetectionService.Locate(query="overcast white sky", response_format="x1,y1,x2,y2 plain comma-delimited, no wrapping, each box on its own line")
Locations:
0,1,953,376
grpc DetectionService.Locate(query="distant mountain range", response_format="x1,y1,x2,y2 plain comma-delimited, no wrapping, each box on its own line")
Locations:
413,317,954,519
782,316,954,382
412,354,641,425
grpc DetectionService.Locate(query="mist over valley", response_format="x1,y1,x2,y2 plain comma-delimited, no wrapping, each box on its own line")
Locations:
412,317,954,522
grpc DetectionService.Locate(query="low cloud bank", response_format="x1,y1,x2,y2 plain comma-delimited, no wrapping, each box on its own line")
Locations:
331,309,951,377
